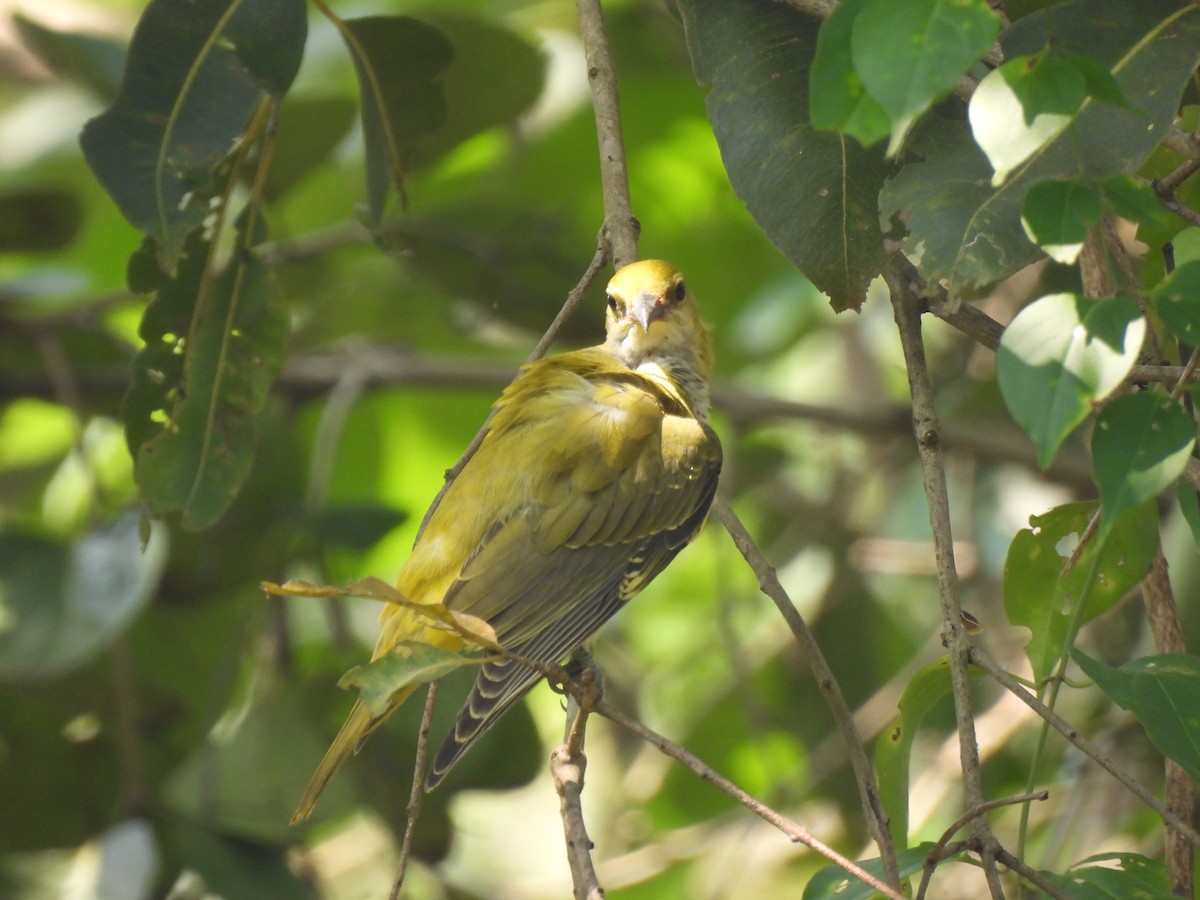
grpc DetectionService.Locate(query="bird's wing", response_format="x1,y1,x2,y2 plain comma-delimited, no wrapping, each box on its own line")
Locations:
423,356,721,786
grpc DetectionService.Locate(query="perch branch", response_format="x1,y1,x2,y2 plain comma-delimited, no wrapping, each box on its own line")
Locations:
884,259,1004,898
713,500,901,890
552,664,605,900
389,683,439,900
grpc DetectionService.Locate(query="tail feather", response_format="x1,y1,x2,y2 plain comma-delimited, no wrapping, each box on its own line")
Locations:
291,691,407,824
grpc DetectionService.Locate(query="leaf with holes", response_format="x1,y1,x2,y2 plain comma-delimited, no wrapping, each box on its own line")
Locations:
1005,501,1157,683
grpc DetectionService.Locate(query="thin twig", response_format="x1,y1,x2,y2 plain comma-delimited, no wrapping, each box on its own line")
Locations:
593,697,906,900
969,645,1200,846
991,846,1073,900
926,791,1048,870
713,500,901,890
884,260,1004,898
576,0,639,268
389,683,439,900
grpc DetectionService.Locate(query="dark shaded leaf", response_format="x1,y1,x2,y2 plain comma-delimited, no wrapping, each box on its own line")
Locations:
1020,178,1101,263
679,0,890,311
123,214,287,529
339,16,454,226
1042,852,1173,900
79,0,306,262
804,843,938,899
0,188,82,253
309,503,408,551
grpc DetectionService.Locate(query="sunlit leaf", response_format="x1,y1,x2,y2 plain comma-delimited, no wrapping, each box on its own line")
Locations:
1092,393,1195,539
1020,179,1101,264
79,0,306,263
1072,651,1200,784
883,0,1200,295
339,641,481,718
679,0,889,311
997,293,1144,468
1004,501,1157,682
852,0,999,155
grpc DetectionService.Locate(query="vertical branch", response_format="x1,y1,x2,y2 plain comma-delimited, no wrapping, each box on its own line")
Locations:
576,0,639,267
1141,553,1196,899
883,262,1005,898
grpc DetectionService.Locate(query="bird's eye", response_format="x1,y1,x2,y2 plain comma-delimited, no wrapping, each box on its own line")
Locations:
673,281,687,302
606,294,619,312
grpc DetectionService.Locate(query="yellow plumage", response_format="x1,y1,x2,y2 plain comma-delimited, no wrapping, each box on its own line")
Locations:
291,259,722,823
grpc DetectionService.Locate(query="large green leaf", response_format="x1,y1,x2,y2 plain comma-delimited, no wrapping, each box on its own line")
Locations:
79,0,306,263
1004,501,1158,682
809,0,890,147
1149,259,1200,343
882,0,1200,295
123,213,287,529
339,16,454,227
0,515,167,679
679,0,890,311
803,843,937,899
1092,393,1196,539
996,294,1144,468
1020,178,1101,264
1072,651,1200,785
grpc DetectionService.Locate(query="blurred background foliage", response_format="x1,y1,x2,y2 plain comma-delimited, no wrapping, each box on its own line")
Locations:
0,0,1197,897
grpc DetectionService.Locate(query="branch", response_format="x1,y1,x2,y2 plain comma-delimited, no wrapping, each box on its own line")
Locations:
969,645,1200,847
593,697,906,900
883,259,1005,898
389,683,439,900
576,0,639,267
552,664,605,900
713,500,901,890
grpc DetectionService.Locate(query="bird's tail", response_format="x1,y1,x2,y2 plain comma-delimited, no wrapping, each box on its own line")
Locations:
290,688,413,824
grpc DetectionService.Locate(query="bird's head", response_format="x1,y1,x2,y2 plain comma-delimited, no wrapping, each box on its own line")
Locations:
603,259,713,384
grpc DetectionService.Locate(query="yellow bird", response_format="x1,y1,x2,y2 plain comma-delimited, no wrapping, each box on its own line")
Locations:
292,259,722,823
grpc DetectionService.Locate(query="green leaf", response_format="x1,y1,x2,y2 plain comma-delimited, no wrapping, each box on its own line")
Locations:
809,0,891,146
0,188,82,253
1042,852,1173,899
339,641,479,718
79,0,307,263
970,53,1084,185
339,16,454,227
852,0,999,155
803,843,937,899
413,14,546,168
1092,393,1196,539
1175,482,1200,552
1066,51,1135,110
1020,179,1101,264
1098,175,1170,229
123,215,287,529
309,503,408,551
0,515,167,679
264,95,358,201
1150,260,1200,343
996,294,1144,468
679,0,890,311
13,12,127,102
1072,651,1200,785
1004,501,1157,682
882,0,1200,296
874,658,983,851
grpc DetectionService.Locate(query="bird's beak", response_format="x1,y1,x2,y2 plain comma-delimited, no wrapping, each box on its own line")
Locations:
628,289,665,332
